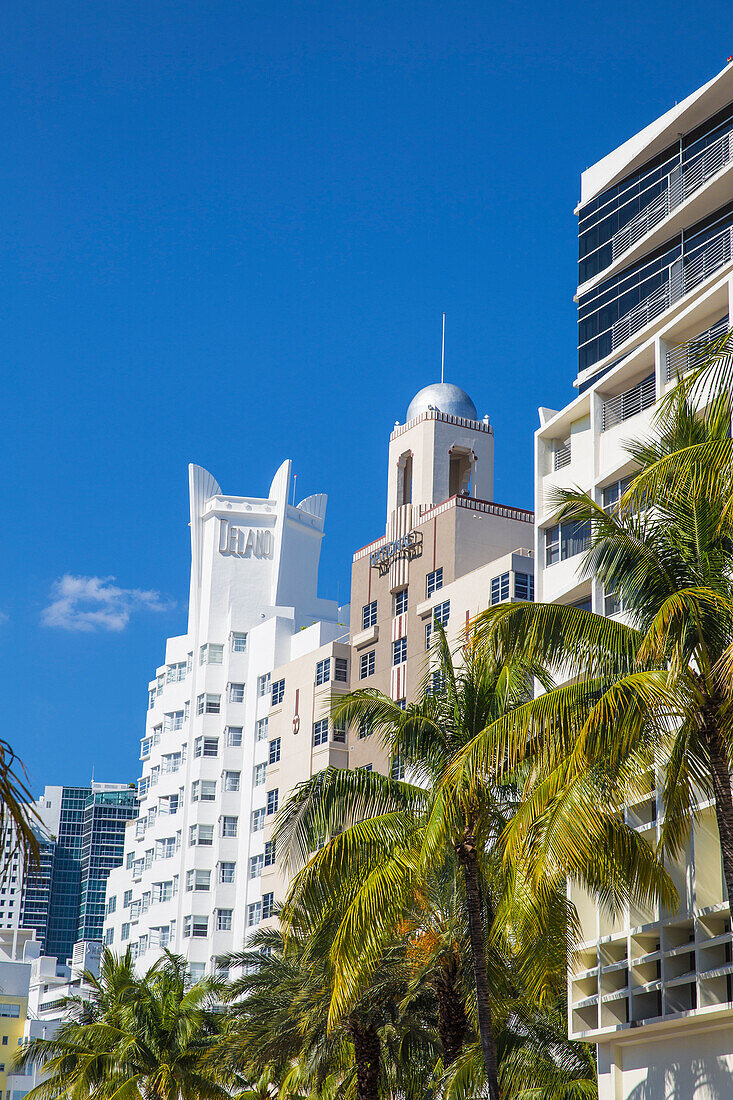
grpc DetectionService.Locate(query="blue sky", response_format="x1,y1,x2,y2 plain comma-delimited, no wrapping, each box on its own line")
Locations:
3,0,730,792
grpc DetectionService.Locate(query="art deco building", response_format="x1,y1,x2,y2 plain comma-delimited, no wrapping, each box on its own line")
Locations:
535,60,733,1100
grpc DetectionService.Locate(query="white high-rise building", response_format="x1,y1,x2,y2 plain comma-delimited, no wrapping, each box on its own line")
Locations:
103,460,346,977
536,61,733,1100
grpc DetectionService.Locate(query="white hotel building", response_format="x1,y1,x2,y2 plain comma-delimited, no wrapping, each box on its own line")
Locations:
103,460,347,977
536,63,733,1099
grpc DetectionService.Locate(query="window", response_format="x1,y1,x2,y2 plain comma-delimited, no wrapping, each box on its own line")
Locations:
491,573,510,605
332,719,347,743
545,521,591,566
194,736,219,758
227,726,243,747
396,698,407,710
201,780,217,802
107,896,116,915
164,710,184,732
148,689,156,710
271,678,285,705
250,853,264,879
155,837,176,860
220,861,236,884
229,683,245,703
247,902,262,927
392,637,407,665
262,892,275,919
255,717,269,742
391,754,405,781
200,643,224,665
184,915,208,938
362,601,377,629
217,908,233,931
166,661,186,683
316,658,331,685
394,589,408,616
254,763,267,787
426,568,443,597
359,763,373,772
334,657,348,682
264,839,276,867
428,670,445,695
269,738,281,764
186,869,211,892
257,673,271,697
222,816,238,838
231,631,247,653
104,928,114,945
571,597,593,612
121,923,130,941
123,889,132,907
196,693,221,715
360,651,375,679
602,476,634,513
358,715,374,739
433,600,450,625
252,807,266,831
313,719,328,746
604,587,626,616
267,789,279,816
514,572,534,601
224,770,241,792
189,824,214,847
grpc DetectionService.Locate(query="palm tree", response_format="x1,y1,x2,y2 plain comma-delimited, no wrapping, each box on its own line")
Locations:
15,948,229,1099
460,386,733,923
0,738,40,880
275,631,625,1100
223,918,438,1100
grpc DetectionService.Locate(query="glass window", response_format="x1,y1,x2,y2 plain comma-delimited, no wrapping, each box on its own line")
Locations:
229,683,245,703
217,908,233,931
222,816,238,838
602,475,634,511
313,719,328,746
255,718,269,742
360,651,375,679
192,916,208,938
490,573,510,605
199,643,224,665
253,763,267,787
190,824,214,847
251,807,265,831
332,718,347,743
426,568,443,597
571,597,593,612
394,589,408,616
219,861,236,884
334,657,348,682
196,694,221,715
315,658,331,685
362,601,377,629
257,673,271,697
433,600,450,625
121,923,130,941
268,738,281,764
561,520,591,560
392,637,407,665
250,854,264,879
267,789,279,815
225,770,240,792
514,572,534,601
264,839,276,867
262,891,275,919
194,736,219,758
247,902,261,927
231,632,247,653
358,715,374,739
227,726,243,747
271,679,285,706
391,754,405,781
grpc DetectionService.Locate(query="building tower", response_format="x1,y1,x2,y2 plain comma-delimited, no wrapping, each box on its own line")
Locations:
535,61,733,1100
103,460,345,976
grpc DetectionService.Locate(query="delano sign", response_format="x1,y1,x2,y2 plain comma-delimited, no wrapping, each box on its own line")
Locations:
218,519,274,558
370,530,423,575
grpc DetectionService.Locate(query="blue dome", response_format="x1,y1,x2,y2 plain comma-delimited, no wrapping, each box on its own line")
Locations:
406,382,478,422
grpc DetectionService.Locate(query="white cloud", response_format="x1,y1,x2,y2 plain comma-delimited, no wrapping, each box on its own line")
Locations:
42,575,172,633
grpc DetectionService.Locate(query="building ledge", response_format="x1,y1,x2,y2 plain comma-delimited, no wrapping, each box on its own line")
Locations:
353,625,378,649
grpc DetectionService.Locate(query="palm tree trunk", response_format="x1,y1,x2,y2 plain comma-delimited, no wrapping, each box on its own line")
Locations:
351,1021,380,1100
456,834,501,1100
434,966,469,1066
704,727,733,907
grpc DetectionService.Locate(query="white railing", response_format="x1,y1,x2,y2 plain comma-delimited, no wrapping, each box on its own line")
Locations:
602,373,655,431
612,128,733,261
665,315,730,382
611,225,733,352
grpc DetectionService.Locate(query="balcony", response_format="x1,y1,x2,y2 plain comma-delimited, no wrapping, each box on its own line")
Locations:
611,224,733,353
665,314,729,383
612,127,733,263
601,373,655,431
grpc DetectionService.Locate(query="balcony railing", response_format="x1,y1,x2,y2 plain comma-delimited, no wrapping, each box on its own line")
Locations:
601,373,656,431
665,314,730,382
611,225,733,352
553,439,571,470
611,127,733,262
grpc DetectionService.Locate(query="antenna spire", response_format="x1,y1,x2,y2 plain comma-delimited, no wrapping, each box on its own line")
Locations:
441,313,446,384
